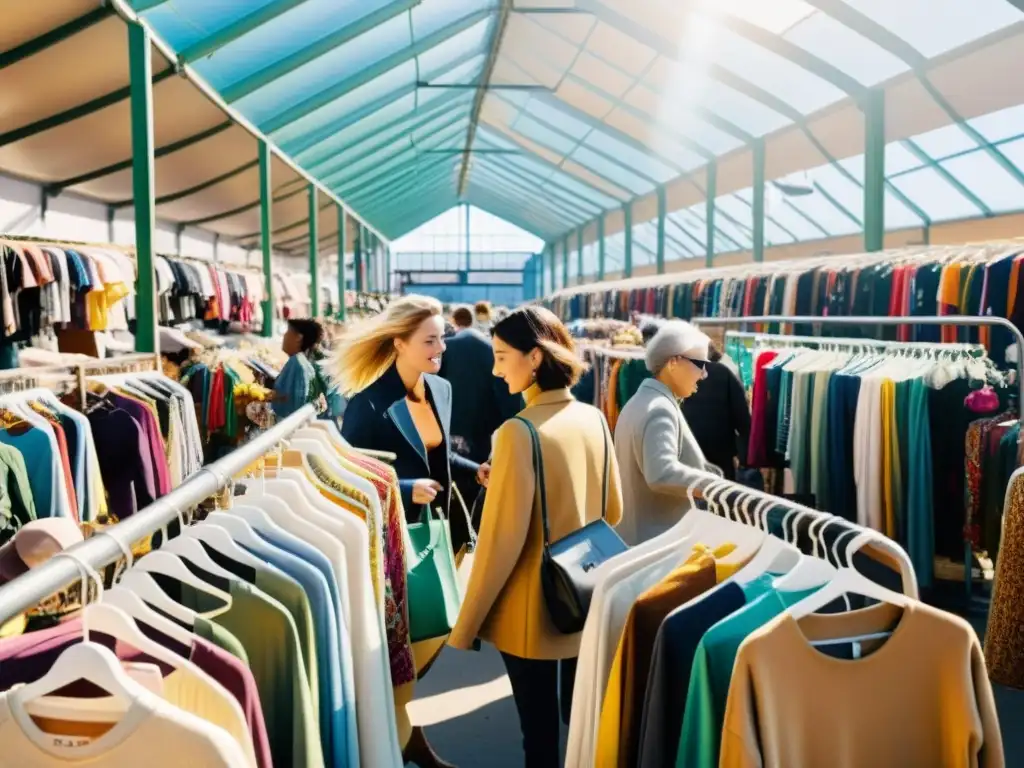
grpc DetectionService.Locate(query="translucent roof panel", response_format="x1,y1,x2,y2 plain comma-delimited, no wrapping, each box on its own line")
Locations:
632,221,658,268
968,104,1024,144
782,11,908,86
940,151,1024,213
889,167,984,222
839,0,1023,58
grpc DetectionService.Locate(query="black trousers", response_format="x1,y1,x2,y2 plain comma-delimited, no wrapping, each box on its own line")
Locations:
500,652,577,768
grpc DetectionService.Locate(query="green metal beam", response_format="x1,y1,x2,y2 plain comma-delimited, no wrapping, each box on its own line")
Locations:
705,161,717,267
306,92,471,177
901,139,992,217
470,148,604,216
471,162,593,224
338,152,457,202
262,10,490,134
803,0,927,67
355,164,456,215
224,0,422,102
309,184,320,316
337,207,347,319
597,214,606,281
656,185,666,274
781,196,830,238
468,174,573,233
561,236,570,289
183,184,306,228
128,21,157,355
287,47,483,160
259,141,274,337
752,138,765,262
623,202,633,278
811,182,862,228
468,187,561,239
863,90,885,252
0,68,174,148
354,226,364,293
48,121,233,193
458,1,510,197
0,7,113,71
180,0,313,63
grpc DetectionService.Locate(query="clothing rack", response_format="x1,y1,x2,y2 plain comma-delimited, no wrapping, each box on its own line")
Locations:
0,353,160,407
694,313,1016,603
723,330,986,358
692,314,1024,411
577,343,645,360
0,403,317,626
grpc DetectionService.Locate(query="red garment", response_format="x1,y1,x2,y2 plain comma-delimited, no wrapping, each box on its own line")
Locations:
747,351,780,468
49,422,79,522
207,367,226,433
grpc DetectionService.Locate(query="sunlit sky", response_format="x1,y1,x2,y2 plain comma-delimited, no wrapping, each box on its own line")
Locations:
391,204,545,254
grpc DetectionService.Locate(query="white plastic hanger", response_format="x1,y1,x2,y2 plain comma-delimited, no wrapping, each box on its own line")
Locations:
133,551,233,611
117,570,198,627
205,511,274,551
772,507,838,592
732,496,801,586
180,522,268,572
93,529,196,647
161,536,239,582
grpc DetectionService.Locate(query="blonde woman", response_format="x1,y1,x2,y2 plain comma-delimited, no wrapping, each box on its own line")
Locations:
336,294,485,768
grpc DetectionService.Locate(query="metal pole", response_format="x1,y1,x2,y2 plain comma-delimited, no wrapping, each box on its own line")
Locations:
706,160,717,268
623,202,633,278
465,202,471,272
258,140,274,338
308,184,319,317
691,314,1024,412
128,21,158,356
656,185,666,274
0,405,317,625
752,139,765,263
597,214,606,282
576,227,584,284
864,89,885,253
337,206,347,321
562,235,570,289
354,225,364,293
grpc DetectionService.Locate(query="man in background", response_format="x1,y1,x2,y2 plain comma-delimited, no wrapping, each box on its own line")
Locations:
473,301,493,333
440,306,524,511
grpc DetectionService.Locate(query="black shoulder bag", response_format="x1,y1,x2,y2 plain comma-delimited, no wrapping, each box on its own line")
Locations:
513,415,628,635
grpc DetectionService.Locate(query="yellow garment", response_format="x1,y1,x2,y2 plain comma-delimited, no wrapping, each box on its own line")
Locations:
0,614,25,638
449,385,624,659
596,543,737,768
879,379,902,540
720,602,1003,768
606,360,622,432
1009,257,1022,318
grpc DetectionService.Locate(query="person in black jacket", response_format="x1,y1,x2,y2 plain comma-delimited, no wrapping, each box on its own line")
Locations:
679,342,752,481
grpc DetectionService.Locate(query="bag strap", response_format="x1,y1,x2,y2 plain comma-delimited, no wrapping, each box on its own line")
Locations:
601,417,610,520
512,416,550,548
450,482,478,550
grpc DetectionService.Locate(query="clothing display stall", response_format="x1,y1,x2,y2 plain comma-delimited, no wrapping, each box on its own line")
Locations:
156,255,265,333
564,466,1002,768
0,403,423,767
574,344,648,432
546,242,1024,367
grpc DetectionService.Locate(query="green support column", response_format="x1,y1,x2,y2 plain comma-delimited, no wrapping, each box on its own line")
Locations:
656,186,666,274
752,139,766,263
258,141,274,337
562,236,569,289
128,22,157,354
576,227,584,283
544,245,552,295
705,161,717,268
623,203,633,278
864,89,885,253
537,251,543,298
354,226,364,292
308,184,319,317
597,214,606,282
337,207,347,321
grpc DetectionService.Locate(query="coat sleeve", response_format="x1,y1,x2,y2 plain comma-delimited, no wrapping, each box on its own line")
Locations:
602,415,624,528
448,419,534,650
727,368,752,466
635,404,707,497
340,393,376,451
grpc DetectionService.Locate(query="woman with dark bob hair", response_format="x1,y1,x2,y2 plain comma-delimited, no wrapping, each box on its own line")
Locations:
449,306,624,768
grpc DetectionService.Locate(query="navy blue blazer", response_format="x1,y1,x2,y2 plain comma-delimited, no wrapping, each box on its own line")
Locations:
341,362,480,522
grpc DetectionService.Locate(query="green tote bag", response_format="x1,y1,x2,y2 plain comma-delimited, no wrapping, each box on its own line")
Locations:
406,505,463,643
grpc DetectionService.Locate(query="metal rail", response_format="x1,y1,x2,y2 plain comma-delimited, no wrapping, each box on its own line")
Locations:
0,404,316,625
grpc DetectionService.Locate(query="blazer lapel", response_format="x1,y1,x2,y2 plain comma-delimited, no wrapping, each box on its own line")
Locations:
386,398,429,469
425,376,453,446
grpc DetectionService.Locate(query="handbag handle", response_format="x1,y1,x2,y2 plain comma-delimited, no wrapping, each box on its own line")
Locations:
512,414,611,550
451,482,478,550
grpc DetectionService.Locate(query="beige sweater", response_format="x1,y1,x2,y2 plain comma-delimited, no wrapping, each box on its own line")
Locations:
721,601,1004,768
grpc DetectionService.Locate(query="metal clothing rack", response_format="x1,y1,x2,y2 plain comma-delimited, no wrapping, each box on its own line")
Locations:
0,353,160,408
723,330,986,358
577,343,645,361
0,404,317,626
694,313,1020,602
692,314,1024,410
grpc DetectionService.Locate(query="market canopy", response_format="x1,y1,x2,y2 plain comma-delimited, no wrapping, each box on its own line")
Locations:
2,0,1024,252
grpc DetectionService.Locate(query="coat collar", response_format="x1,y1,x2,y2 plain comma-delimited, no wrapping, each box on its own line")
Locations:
524,385,573,407
379,362,450,469
641,377,680,403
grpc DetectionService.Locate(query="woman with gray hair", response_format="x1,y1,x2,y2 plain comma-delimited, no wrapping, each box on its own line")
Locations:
612,320,723,545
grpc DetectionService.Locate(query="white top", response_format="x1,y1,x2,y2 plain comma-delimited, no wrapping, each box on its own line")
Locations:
0,688,248,767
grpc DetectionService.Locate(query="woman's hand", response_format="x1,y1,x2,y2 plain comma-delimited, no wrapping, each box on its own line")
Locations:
476,463,491,488
412,478,443,505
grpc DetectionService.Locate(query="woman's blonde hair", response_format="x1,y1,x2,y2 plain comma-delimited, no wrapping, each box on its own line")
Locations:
331,294,443,395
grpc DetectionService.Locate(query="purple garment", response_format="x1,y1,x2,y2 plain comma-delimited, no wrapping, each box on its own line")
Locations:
0,617,272,768
107,392,170,496
87,404,155,519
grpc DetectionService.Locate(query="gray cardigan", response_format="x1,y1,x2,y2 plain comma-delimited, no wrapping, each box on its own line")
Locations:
612,378,722,546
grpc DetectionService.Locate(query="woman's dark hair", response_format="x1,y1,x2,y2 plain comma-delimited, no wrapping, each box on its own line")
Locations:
492,306,586,390
707,341,723,363
288,318,324,353
451,306,473,328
